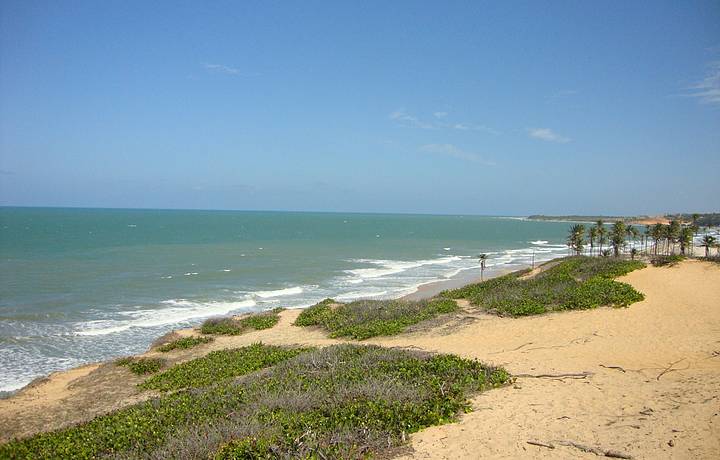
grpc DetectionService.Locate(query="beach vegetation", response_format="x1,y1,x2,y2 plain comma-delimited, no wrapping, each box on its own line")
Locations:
566,224,585,255
200,310,281,335
650,255,685,267
1,345,510,459
595,220,607,255
293,298,336,326
441,256,645,316
140,343,307,392
294,297,459,339
115,357,164,375
157,336,214,353
700,235,717,258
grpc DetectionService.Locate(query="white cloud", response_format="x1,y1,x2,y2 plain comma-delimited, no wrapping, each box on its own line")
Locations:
685,61,720,105
389,109,435,129
451,123,500,135
420,144,495,165
390,109,498,133
528,128,571,143
203,63,241,75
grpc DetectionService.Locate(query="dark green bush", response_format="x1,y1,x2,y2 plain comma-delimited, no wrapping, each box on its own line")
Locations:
295,298,459,340
116,357,164,375
1,345,510,459
157,336,213,352
441,256,645,316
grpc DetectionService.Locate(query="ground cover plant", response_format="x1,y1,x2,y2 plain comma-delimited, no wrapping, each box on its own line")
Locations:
650,255,685,267
157,336,213,352
140,343,308,392
200,308,282,335
442,256,645,316
1,345,510,459
294,297,459,339
115,357,164,375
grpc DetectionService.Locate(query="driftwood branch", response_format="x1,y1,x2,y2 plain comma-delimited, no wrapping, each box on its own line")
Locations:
527,440,554,449
554,440,632,458
656,359,685,380
515,371,592,380
489,342,534,354
599,364,626,373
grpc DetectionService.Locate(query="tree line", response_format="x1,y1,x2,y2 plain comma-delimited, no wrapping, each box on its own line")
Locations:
566,216,718,259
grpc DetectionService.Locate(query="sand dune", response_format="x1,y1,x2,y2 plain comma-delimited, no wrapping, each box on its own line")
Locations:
2,260,719,458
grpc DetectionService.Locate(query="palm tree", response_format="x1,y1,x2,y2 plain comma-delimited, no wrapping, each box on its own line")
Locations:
588,226,598,256
595,220,607,256
691,213,700,227
567,224,586,256
690,214,700,256
678,227,693,256
610,221,626,257
643,225,651,255
667,220,681,255
625,226,639,255
477,253,488,281
700,235,717,258
650,223,663,256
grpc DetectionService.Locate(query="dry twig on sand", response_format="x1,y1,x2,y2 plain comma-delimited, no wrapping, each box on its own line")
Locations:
528,439,632,458
515,371,592,380
599,364,626,373
656,358,686,380
527,440,555,449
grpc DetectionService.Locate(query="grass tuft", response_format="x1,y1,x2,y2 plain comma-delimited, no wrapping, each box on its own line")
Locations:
1,345,509,459
442,256,645,316
294,298,458,339
157,336,214,353
115,357,164,375
200,310,281,336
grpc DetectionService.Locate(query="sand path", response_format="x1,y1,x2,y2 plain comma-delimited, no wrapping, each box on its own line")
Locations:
1,260,718,458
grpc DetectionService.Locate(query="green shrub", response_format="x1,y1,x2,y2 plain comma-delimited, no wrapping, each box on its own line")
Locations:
200,317,244,335
201,310,281,336
293,298,335,326
239,314,278,331
157,336,213,352
1,345,510,460
651,255,685,267
141,343,308,392
441,256,645,317
116,357,164,375
295,298,459,340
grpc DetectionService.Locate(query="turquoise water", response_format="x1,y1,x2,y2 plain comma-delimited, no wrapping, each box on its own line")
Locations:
0,207,572,391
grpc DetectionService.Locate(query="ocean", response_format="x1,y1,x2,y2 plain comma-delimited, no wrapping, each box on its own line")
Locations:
0,207,572,392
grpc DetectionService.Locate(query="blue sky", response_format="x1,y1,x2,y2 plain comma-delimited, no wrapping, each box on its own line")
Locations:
1,1,719,215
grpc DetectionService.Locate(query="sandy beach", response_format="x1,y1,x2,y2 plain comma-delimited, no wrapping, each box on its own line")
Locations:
2,258,719,458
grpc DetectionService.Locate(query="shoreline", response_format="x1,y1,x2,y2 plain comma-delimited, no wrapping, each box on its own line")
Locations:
2,258,719,458
0,262,526,399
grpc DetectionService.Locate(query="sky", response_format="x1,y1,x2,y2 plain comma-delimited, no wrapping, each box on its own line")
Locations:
1,0,719,216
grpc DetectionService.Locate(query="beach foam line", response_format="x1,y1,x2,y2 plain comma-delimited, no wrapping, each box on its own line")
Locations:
335,290,389,301
252,286,304,299
345,256,462,280
74,299,257,336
